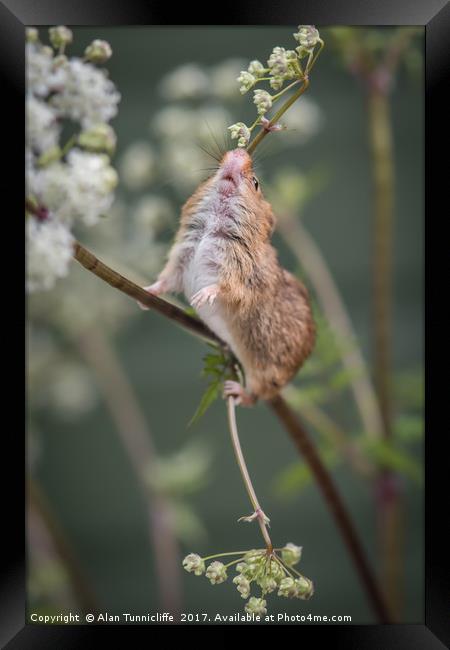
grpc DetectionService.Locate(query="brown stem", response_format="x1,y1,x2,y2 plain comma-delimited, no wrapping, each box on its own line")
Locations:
73,241,221,346
368,90,394,439
77,326,182,615
27,478,100,615
367,85,402,619
268,395,393,623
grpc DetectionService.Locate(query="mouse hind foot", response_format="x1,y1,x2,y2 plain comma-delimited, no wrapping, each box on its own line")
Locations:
223,380,257,407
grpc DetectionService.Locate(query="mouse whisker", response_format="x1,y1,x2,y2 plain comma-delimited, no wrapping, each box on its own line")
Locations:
195,141,222,163
203,119,226,159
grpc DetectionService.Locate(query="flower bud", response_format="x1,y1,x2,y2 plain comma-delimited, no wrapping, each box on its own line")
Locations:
248,60,265,78
78,123,117,155
245,596,267,615
26,27,39,43
233,574,251,599
257,574,278,594
52,54,68,69
269,76,284,91
237,70,256,94
41,46,54,58
293,25,320,50
295,576,314,600
84,39,113,64
49,26,73,50
182,553,205,576
268,46,289,76
102,165,119,192
205,561,227,584
253,89,272,115
278,576,298,598
281,543,302,566
228,122,251,147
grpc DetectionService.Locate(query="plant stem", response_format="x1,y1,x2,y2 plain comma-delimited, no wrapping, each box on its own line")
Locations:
27,478,100,615
77,325,182,615
202,550,257,561
277,215,384,440
268,395,393,623
247,78,310,155
297,398,374,477
368,88,394,439
226,397,273,552
367,83,402,619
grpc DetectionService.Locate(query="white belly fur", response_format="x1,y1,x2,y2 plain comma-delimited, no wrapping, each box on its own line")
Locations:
182,233,238,352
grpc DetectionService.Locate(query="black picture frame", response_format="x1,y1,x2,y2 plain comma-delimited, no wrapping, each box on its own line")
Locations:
6,0,447,646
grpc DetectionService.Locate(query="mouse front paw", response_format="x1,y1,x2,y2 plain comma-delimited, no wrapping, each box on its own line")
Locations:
190,284,219,310
138,279,167,310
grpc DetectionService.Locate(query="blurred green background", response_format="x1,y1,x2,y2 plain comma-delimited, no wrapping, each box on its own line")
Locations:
27,26,423,624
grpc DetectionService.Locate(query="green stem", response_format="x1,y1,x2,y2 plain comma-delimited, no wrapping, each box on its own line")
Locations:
306,39,325,74
201,550,258,561
224,557,246,569
247,78,310,155
271,79,302,102
226,397,273,552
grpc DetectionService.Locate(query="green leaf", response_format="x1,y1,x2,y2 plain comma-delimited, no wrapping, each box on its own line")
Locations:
188,380,221,427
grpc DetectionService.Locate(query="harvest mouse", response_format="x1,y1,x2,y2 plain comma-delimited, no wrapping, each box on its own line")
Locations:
140,148,315,406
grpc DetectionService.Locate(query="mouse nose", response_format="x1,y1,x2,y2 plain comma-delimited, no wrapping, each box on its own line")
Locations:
220,149,251,183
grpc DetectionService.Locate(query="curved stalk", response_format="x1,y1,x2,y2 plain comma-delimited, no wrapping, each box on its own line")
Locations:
226,397,273,552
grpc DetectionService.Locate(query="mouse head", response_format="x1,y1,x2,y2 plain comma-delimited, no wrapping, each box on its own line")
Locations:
214,148,276,240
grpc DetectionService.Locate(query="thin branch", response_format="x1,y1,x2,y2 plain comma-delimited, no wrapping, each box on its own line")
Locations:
226,397,273,552
268,395,393,623
367,74,401,620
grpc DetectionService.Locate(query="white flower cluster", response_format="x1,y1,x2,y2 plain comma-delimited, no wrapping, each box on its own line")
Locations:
227,122,251,148
26,27,120,293
229,25,322,149
26,216,74,292
29,150,118,227
182,543,313,614
49,58,120,128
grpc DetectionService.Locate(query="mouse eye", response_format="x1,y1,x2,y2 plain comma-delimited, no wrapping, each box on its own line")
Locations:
252,176,259,190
